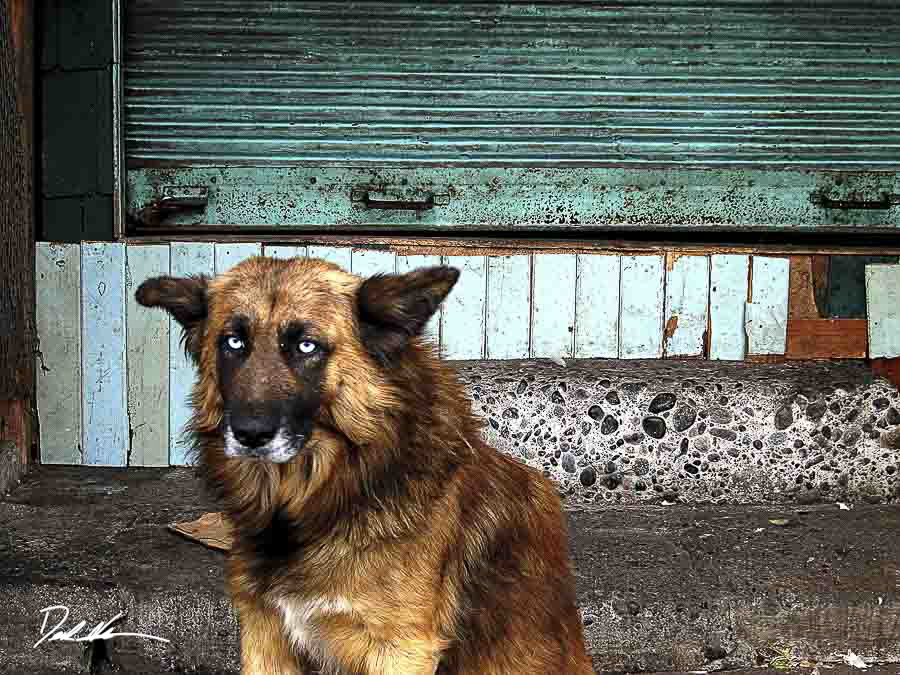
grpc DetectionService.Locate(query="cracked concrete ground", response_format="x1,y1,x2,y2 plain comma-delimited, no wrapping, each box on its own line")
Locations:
2,467,900,674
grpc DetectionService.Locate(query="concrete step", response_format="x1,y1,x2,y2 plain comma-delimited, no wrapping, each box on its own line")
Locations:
2,467,900,674
455,359,900,506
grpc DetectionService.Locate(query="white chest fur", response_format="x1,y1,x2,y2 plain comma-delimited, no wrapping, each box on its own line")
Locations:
275,595,355,666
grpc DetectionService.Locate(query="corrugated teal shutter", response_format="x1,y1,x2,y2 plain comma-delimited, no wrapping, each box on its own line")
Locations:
124,1,900,232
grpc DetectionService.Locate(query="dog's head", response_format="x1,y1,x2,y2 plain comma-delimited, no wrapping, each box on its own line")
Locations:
136,256,458,463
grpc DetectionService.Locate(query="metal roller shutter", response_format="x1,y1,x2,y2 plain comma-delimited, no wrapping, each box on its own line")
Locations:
124,0,900,233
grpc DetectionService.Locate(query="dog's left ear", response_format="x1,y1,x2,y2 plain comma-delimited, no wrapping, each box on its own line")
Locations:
357,265,459,363
135,275,209,362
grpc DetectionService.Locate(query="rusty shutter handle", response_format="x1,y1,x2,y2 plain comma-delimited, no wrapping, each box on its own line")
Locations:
128,187,209,227
811,192,900,210
351,190,449,211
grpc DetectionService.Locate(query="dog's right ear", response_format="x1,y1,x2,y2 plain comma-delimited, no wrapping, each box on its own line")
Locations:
135,275,209,360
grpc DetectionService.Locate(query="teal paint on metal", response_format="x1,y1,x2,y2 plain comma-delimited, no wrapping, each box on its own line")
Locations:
169,242,213,465
827,255,899,318
127,166,900,231
81,242,128,466
124,1,900,232
619,255,665,359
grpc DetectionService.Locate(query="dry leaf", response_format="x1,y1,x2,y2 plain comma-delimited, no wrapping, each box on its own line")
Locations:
169,512,234,552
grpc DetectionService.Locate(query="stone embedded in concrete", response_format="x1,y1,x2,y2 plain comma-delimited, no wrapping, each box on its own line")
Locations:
452,359,900,505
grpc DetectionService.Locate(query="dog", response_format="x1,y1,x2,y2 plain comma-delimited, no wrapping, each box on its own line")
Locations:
136,256,593,674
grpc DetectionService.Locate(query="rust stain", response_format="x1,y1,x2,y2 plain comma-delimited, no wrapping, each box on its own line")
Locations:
665,250,693,272
788,256,822,320
871,358,900,391
8,0,25,55
663,315,679,347
745,354,787,364
810,255,831,315
746,255,755,303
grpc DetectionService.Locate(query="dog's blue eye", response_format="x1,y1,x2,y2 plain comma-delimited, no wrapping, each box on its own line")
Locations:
298,340,317,355
225,336,245,351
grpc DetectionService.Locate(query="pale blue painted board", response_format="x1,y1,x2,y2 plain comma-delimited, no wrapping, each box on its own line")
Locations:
169,242,214,465
214,242,262,276
397,254,442,347
486,255,531,359
531,254,576,359
866,264,900,358
352,248,397,277
746,256,790,356
710,254,750,360
575,254,620,359
620,255,665,359
126,245,170,466
441,256,486,360
308,245,352,272
81,242,128,466
664,255,710,358
35,243,82,464
264,244,308,259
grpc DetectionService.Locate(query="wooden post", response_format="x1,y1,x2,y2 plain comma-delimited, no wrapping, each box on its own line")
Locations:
1,0,35,491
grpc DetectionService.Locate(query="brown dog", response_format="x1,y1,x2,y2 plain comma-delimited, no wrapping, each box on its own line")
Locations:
137,257,593,675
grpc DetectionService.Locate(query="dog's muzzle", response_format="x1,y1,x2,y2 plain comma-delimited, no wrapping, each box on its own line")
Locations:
224,411,312,463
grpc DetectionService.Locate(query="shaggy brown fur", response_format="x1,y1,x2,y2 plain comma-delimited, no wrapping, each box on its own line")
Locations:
136,257,593,675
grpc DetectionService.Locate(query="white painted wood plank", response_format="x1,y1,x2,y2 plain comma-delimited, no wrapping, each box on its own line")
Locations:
485,255,531,359
709,254,750,361
397,254,442,347
169,242,214,466
575,254,620,358
441,256,486,360
308,245,352,272
664,255,710,358
531,254,577,359
620,255,666,359
352,248,397,276
264,244,308,260
35,243,82,464
866,263,900,358
214,242,262,276
746,256,791,356
81,242,128,466
126,245,170,467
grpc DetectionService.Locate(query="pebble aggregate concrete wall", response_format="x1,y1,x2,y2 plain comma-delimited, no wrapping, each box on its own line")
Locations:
454,359,900,505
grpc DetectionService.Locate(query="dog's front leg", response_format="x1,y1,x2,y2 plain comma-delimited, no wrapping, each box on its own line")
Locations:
233,593,312,675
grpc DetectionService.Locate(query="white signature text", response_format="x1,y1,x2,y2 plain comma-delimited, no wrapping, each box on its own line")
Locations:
34,605,171,648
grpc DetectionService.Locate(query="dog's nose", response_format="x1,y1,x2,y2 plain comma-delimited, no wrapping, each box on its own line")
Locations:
231,417,278,449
